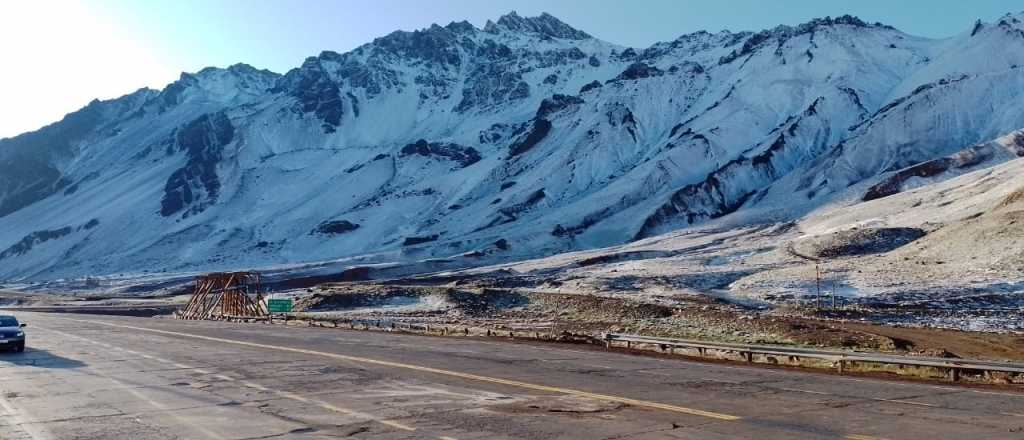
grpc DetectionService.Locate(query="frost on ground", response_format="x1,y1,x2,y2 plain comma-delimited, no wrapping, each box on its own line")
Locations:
398,155,1024,332
4,12,1024,286
2,13,1024,344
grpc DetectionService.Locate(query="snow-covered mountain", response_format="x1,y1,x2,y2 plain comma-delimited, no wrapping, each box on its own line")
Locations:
2,11,1024,281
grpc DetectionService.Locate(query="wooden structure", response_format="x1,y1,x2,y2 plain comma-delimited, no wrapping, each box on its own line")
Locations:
177,272,267,320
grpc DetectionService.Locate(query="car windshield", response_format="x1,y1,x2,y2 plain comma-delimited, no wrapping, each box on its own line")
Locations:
0,317,18,327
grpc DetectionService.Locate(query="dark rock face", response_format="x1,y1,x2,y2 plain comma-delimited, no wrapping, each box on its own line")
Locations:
0,219,99,260
312,220,360,235
456,51,530,112
281,58,345,132
610,62,665,82
536,94,584,119
579,80,602,94
863,138,1021,201
484,12,591,40
160,112,234,218
0,98,111,218
0,227,73,260
63,171,101,196
158,75,193,111
864,159,955,201
794,227,926,258
403,235,439,246
339,266,372,281
325,52,400,98
479,122,524,145
604,103,639,141
497,189,546,220
508,119,552,158
399,139,481,167
373,24,465,67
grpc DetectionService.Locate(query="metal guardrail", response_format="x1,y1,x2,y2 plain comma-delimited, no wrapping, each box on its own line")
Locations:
202,314,1024,383
603,333,1024,381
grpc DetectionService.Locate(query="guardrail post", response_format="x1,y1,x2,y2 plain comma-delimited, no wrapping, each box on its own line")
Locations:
594,333,1024,382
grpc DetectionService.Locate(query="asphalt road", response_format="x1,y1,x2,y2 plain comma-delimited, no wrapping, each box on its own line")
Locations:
1,313,1023,439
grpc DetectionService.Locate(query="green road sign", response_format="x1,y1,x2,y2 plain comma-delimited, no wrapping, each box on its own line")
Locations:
267,299,293,313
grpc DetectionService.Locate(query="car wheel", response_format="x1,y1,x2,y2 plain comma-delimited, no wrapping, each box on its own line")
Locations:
14,343,24,353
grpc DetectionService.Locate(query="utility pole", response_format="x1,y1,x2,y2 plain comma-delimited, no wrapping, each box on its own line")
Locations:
815,263,821,310
831,273,837,310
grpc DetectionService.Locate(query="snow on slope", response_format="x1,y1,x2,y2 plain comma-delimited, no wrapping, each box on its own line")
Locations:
442,135,1024,315
2,12,1024,282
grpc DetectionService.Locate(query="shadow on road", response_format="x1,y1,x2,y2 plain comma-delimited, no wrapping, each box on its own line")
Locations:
0,347,86,369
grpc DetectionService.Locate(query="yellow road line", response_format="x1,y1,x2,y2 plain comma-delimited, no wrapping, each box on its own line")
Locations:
71,318,740,421
45,329,227,440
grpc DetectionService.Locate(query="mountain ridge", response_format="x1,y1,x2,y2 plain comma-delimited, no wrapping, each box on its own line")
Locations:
1,11,1024,282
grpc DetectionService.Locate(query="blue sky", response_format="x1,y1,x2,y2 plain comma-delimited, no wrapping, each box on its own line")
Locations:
2,0,1021,138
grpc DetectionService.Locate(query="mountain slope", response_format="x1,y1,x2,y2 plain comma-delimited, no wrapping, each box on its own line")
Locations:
2,12,1024,282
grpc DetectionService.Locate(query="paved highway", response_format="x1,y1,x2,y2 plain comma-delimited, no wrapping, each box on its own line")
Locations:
0,312,1022,439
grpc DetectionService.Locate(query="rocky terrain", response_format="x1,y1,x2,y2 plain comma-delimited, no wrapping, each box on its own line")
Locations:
2,12,1024,341
356,147,1024,333
3,12,1024,283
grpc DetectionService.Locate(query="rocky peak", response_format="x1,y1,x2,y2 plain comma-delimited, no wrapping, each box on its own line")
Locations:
156,64,279,111
719,15,896,65
995,12,1024,35
190,63,280,84
370,23,467,66
444,20,476,34
484,11,591,40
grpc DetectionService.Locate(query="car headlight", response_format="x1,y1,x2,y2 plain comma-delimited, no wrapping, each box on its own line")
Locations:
15,331,23,337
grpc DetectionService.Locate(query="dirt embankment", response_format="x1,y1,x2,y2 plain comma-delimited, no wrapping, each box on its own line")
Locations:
790,227,926,259
292,282,1024,362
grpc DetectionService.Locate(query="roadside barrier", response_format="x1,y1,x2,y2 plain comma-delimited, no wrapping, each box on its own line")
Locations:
208,314,1024,384
603,333,1024,382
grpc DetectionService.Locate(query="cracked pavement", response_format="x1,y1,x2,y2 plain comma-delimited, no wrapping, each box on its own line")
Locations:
0,312,1023,439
